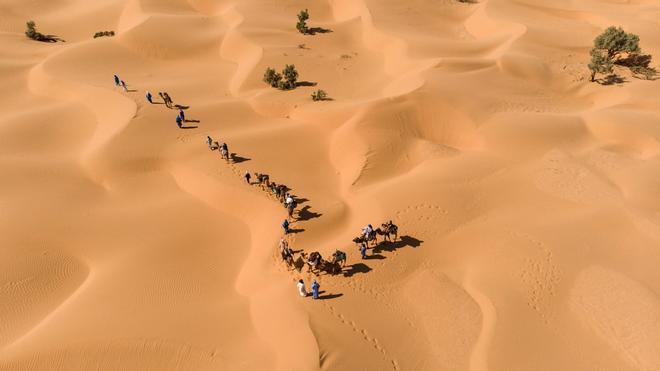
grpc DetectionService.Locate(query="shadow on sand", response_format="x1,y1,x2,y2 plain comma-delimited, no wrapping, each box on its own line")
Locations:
342,263,371,277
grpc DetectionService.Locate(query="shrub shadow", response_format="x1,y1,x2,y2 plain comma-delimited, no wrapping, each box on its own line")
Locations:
308,27,332,35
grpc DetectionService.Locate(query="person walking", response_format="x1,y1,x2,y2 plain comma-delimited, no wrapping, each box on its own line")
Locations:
120,80,128,92
360,240,367,259
297,279,307,297
244,171,251,184
176,115,183,128
282,219,290,234
163,92,172,108
146,91,153,104
312,280,320,299
114,75,120,86
207,136,215,149
178,108,185,122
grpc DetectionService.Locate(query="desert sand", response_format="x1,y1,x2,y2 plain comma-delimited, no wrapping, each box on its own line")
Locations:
1,0,660,370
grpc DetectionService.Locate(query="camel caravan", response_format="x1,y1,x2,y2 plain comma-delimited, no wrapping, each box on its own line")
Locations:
352,221,399,246
278,220,400,277
205,132,400,278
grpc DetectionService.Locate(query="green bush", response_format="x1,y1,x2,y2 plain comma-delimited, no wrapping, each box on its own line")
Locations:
311,90,327,101
25,20,47,41
264,65,299,90
263,67,282,88
282,64,298,87
589,26,641,81
296,9,309,34
93,31,115,38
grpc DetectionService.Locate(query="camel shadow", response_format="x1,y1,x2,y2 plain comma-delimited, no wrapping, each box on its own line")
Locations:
294,197,309,204
364,253,385,260
297,206,321,221
375,235,424,253
342,263,371,277
231,154,251,163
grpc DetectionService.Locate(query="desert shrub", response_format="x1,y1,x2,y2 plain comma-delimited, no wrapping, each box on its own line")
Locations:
296,9,309,34
263,67,282,88
282,64,298,87
93,31,115,38
25,20,62,42
588,26,642,81
25,20,47,41
311,90,327,101
264,65,299,90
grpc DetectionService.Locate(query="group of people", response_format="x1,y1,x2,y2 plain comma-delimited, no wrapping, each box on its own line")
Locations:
113,74,329,301
113,74,128,92
116,74,188,129
207,136,231,162
298,278,320,299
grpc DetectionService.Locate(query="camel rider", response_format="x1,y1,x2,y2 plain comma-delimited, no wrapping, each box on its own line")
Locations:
363,224,373,238
285,194,294,207
333,250,346,265
221,142,228,152
308,252,320,267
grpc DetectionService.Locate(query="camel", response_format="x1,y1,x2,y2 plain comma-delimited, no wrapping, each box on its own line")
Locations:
254,173,270,190
287,202,296,218
301,251,323,275
353,230,378,247
331,250,347,268
377,222,398,242
280,246,295,269
220,148,230,162
301,251,343,275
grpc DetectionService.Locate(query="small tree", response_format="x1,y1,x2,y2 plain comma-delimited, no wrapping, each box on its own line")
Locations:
281,64,298,90
588,26,641,81
311,90,327,101
263,67,282,88
25,20,46,41
588,49,613,82
296,9,309,34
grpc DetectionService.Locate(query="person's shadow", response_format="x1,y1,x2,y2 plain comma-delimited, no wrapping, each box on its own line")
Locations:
318,293,343,300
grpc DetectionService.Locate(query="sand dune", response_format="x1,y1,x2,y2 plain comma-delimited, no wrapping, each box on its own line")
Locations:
1,0,660,369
